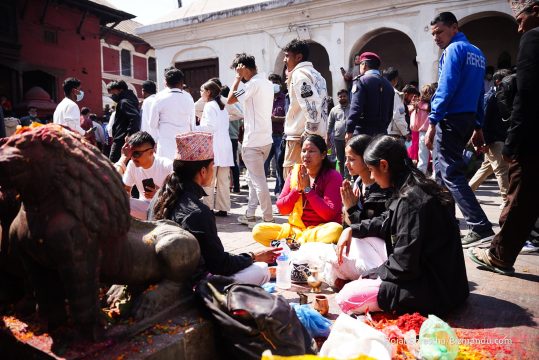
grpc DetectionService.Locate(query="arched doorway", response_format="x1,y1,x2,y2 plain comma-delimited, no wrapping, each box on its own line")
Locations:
174,46,219,101
22,70,57,102
273,41,332,95
351,28,418,87
460,12,520,70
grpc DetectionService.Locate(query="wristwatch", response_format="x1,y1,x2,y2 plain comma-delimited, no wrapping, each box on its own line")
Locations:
304,186,312,194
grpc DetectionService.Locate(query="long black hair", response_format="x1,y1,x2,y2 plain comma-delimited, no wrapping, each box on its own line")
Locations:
153,159,213,220
202,80,225,110
363,136,452,205
301,134,334,174
346,134,372,157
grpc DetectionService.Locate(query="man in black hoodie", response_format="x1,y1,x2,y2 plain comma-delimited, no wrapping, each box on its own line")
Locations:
107,80,141,162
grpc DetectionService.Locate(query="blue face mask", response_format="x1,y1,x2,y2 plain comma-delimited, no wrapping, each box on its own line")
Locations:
273,84,281,94
76,90,84,102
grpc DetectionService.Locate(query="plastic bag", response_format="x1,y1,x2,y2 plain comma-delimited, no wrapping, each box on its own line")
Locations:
419,314,459,360
261,350,374,360
291,303,332,338
290,242,335,270
261,282,276,293
319,313,392,360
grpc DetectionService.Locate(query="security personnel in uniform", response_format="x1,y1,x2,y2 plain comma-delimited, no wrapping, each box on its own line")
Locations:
345,52,395,141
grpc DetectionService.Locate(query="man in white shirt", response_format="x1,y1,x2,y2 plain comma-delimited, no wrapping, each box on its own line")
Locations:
149,68,195,160
114,131,173,220
227,53,275,227
282,39,329,179
53,77,86,135
140,80,157,134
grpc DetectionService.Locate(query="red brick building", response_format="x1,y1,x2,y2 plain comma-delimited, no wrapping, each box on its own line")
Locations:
0,0,134,118
101,19,156,108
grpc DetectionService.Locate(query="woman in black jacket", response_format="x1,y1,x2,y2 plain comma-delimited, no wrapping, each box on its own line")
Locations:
152,132,280,285
341,134,392,227
336,136,469,315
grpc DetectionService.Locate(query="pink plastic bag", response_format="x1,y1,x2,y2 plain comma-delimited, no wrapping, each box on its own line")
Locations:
335,277,382,314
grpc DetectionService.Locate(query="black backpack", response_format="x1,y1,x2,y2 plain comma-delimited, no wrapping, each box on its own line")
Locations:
495,73,517,121
196,276,316,360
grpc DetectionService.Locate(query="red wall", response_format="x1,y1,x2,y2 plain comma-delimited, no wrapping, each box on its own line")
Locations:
103,47,120,76
133,55,147,81
19,0,104,114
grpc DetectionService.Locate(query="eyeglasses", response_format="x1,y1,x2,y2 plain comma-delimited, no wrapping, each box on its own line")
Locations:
132,148,153,158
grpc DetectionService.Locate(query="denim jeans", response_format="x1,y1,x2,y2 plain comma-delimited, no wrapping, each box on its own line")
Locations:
434,114,492,234
264,134,284,194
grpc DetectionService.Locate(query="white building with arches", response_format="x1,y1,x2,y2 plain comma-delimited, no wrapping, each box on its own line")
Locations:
137,0,519,100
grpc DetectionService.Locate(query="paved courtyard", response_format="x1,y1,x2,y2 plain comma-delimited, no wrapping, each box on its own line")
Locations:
217,175,539,358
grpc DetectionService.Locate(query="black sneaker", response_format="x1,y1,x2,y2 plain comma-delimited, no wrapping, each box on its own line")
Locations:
214,210,228,217
461,230,495,248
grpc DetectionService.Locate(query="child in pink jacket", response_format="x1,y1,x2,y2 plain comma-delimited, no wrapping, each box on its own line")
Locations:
410,84,435,174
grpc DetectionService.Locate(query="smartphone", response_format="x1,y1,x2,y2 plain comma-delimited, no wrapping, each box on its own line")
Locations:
142,178,155,191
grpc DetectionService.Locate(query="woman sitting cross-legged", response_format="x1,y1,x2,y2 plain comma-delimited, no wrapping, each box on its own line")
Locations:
152,132,281,285
252,134,343,247
335,136,469,315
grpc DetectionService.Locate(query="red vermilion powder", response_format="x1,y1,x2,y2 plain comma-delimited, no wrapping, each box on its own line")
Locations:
396,312,427,334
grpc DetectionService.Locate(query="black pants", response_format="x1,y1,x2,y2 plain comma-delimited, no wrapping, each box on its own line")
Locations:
334,139,348,179
230,139,240,192
489,155,539,266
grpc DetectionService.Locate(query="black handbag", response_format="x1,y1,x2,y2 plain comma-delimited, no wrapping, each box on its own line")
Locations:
196,276,316,360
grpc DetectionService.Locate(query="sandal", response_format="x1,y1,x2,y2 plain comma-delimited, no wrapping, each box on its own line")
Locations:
467,248,515,276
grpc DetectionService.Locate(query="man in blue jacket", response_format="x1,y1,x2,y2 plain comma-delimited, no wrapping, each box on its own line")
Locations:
345,52,394,141
425,12,494,246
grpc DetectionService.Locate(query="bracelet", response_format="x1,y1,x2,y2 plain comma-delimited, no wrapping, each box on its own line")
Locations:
248,252,256,261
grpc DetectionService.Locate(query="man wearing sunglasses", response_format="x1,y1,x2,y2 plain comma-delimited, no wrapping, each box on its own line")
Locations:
114,131,173,220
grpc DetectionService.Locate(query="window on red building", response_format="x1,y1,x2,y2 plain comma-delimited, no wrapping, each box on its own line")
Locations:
148,57,156,82
0,1,17,45
121,49,132,77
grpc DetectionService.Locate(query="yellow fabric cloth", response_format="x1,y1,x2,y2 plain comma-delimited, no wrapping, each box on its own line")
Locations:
252,222,343,247
288,164,306,230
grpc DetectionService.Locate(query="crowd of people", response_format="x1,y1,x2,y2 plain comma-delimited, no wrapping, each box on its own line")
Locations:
2,3,538,318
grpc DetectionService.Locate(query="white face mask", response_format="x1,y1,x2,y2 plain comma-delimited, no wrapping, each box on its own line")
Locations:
273,84,281,94
76,90,84,102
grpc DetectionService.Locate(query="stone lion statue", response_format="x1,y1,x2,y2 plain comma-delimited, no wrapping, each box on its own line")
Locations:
0,124,200,339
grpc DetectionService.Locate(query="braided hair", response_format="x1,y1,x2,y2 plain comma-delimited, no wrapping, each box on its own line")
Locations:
152,159,213,220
